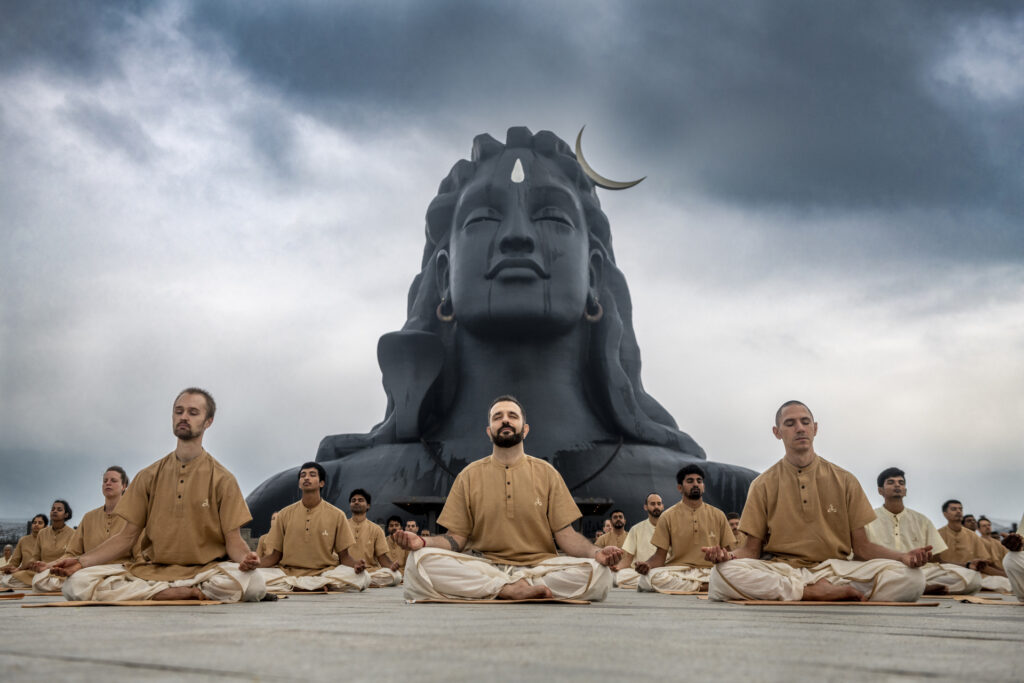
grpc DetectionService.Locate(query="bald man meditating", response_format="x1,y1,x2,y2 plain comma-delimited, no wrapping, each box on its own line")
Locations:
706,401,927,602
393,396,621,601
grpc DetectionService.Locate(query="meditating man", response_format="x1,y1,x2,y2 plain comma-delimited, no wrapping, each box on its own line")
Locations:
596,511,628,549
34,467,136,592
935,501,1011,592
255,463,368,592
385,515,408,575
394,396,621,601
346,488,401,587
611,493,663,589
865,467,980,595
706,401,928,602
635,465,735,593
51,388,265,602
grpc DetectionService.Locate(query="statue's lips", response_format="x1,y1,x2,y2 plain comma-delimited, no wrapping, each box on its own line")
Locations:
485,258,549,279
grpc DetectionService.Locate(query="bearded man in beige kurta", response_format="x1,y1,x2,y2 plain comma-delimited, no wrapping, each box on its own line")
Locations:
935,501,1011,593
595,510,628,551
612,493,663,589
707,402,928,603
256,464,368,592
394,397,622,601
346,489,401,587
385,516,408,577
864,468,980,595
33,467,137,593
52,388,265,603
636,465,735,593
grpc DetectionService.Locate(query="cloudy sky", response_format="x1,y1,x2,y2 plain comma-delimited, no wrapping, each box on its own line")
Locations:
2,1,1022,529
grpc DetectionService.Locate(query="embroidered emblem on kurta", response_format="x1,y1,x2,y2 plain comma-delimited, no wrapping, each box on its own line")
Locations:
827,504,837,513
322,530,329,536
201,499,210,508
534,497,543,507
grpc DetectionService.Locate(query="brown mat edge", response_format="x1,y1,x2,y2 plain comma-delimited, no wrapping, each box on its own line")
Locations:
951,596,1024,606
406,598,589,605
23,600,225,608
658,590,709,595
0,593,26,600
725,600,940,606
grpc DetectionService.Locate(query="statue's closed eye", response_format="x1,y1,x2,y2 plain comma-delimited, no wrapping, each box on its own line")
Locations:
532,207,574,229
463,208,502,228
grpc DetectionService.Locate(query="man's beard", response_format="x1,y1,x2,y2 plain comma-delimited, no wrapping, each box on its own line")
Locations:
649,508,662,518
175,424,199,441
491,425,524,448
612,521,625,529
685,488,702,500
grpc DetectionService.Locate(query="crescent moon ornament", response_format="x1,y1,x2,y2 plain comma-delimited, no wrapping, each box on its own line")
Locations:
575,126,646,190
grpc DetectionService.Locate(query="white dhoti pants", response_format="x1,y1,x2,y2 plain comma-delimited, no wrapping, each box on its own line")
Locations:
980,574,1012,593
367,566,401,587
638,565,713,593
62,563,266,603
403,548,612,601
709,558,925,602
1003,551,1024,601
0,573,32,589
31,569,65,593
259,565,369,592
614,568,640,589
921,563,981,594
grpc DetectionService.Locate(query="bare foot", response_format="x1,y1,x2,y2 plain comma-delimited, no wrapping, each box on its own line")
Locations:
497,579,553,600
801,579,866,602
152,586,207,601
924,583,949,595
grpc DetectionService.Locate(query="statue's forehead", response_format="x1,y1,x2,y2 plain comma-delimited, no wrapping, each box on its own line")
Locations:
455,150,585,213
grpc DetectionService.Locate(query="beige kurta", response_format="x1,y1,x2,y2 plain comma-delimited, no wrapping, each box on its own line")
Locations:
387,536,408,570
118,450,252,581
32,525,75,564
266,499,355,576
739,455,875,568
348,519,390,567
864,506,978,594
595,528,627,549
935,525,987,566
622,519,657,566
8,534,38,569
437,454,581,566
65,506,133,561
256,533,271,559
651,501,736,566
980,536,1008,568
711,455,923,602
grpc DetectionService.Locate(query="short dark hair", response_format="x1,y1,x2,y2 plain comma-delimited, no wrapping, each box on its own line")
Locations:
176,387,216,420
977,515,990,523
489,394,525,421
877,467,905,488
942,499,962,512
676,464,706,484
775,400,813,426
349,488,372,506
106,465,129,488
53,499,73,521
610,509,625,517
386,515,403,527
298,462,327,486
644,492,661,505
726,512,741,521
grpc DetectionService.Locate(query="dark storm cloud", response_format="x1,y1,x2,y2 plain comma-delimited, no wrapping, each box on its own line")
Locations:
0,0,140,80
183,0,1023,221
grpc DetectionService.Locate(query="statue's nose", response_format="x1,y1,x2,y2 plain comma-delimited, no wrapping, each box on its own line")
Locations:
497,207,535,255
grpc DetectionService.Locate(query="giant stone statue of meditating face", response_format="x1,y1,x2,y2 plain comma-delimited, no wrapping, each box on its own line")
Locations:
246,127,756,534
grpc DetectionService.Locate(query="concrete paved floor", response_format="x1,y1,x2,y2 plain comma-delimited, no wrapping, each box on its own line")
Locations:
1,588,1021,682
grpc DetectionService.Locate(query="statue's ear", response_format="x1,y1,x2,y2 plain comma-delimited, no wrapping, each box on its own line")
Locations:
435,249,451,300
588,249,604,298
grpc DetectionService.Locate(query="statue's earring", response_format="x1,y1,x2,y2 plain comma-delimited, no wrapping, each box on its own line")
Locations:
584,295,603,323
436,297,455,323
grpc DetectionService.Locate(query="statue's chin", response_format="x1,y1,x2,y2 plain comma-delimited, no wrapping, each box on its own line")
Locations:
456,310,583,340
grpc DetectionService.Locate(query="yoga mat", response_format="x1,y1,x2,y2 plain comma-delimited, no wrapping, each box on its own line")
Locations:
23,600,224,608
406,597,589,605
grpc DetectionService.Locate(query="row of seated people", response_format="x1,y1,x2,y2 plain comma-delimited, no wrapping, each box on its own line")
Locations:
4,389,1023,604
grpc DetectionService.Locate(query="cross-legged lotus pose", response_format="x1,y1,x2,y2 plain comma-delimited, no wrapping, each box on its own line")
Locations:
706,401,928,603
394,396,622,601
